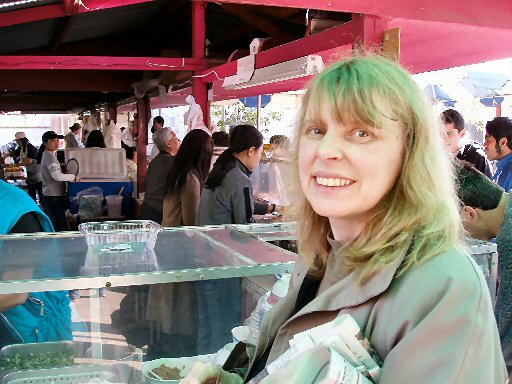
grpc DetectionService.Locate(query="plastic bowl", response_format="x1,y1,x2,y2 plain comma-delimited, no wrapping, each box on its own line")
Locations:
142,356,213,384
79,220,161,253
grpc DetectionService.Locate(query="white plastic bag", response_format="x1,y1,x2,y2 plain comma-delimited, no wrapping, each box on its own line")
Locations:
184,95,211,135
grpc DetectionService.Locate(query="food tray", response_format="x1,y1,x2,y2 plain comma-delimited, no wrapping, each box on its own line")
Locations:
0,341,76,358
0,341,77,375
79,220,161,253
1,364,121,384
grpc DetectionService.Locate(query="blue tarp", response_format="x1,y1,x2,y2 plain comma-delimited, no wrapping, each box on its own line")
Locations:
480,96,505,107
460,71,509,98
423,84,456,107
239,95,271,108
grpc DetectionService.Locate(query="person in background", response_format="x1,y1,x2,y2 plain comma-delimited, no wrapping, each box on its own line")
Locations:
138,127,180,223
183,55,506,383
0,179,72,347
162,129,213,227
125,146,137,181
121,125,137,148
40,131,78,231
212,131,230,147
85,129,106,148
269,134,291,160
197,125,275,226
485,117,512,191
146,129,213,358
441,109,492,178
13,132,42,202
125,146,137,198
194,124,263,354
149,116,165,161
455,161,512,377
64,123,84,149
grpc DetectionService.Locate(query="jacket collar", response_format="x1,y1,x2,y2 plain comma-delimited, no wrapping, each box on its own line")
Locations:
235,157,252,177
287,240,406,319
250,243,407,372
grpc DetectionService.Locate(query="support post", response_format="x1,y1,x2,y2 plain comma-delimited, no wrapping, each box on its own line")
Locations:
351,13,389,52
136,97,150,193
192,1,209,130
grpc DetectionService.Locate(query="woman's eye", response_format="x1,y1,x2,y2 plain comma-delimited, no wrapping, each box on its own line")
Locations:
352,129,374,141
305,127,322,136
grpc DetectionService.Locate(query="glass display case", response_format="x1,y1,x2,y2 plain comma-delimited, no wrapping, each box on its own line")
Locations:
0,223,496,383
0,224,296,383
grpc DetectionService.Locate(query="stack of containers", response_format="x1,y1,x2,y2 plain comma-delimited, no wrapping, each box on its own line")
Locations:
66,148,133,217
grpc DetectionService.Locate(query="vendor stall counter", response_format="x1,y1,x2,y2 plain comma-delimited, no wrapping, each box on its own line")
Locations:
66,148,132,217
0,224,295,382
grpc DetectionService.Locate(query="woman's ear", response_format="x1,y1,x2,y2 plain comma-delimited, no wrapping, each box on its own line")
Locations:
461,206,479,224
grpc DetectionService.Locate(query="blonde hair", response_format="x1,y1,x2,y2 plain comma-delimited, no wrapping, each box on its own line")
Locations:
289,54,462,284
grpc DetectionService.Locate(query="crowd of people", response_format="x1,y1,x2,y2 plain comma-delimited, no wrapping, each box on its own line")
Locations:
0,53,511,383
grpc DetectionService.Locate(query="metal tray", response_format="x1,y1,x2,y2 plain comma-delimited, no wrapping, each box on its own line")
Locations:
0,341,76,358
1,364,122,384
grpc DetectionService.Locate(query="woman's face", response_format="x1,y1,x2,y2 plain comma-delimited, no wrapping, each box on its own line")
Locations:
246,145,263,171
298,103,405,240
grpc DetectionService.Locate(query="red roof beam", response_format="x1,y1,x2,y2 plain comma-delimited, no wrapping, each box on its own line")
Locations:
197,17,359,82
0,56,208,71
204,0,512,30
0,0,156,28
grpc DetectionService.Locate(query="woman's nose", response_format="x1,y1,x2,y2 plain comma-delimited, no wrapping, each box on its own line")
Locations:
317,135,343,161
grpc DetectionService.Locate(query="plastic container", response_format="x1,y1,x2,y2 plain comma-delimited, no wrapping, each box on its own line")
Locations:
246,274,290,345
78,220,161,253
142,356,214,384
105,195,123,217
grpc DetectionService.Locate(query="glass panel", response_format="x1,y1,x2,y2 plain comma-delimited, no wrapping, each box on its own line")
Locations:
0,227,295,289
0,276,276,380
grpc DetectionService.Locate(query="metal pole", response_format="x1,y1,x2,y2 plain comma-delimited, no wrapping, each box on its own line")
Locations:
257,95,262,130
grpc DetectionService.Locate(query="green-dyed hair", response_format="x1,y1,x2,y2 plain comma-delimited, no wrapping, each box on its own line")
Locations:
455,160,503,210
288,54,462,284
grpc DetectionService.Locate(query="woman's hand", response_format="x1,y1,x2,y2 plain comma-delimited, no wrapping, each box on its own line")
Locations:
180,362,243,384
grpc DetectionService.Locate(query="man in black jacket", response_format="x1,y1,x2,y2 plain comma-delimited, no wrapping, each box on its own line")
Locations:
441,109,492,178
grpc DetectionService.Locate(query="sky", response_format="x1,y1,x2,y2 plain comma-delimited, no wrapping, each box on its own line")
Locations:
413,58,512,89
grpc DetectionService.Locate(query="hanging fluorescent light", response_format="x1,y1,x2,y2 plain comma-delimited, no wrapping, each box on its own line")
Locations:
0,0,42,9
223,55,324,90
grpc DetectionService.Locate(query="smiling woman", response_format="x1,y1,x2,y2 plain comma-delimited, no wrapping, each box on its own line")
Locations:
181,55,507,384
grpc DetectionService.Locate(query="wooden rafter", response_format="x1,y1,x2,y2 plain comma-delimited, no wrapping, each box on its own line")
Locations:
49,1,81,54
205,0,512,30
219,3,293,38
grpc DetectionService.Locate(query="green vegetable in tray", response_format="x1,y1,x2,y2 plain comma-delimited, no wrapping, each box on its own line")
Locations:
0,350,74,372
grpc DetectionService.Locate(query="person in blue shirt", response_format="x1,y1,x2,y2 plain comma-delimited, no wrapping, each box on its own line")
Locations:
0,179,72,347
455,160,512,376
484,117,512,191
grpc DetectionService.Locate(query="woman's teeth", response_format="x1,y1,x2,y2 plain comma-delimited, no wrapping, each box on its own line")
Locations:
316,177,354,187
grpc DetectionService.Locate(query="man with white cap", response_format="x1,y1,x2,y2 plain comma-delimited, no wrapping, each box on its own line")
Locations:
13,132,42,202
